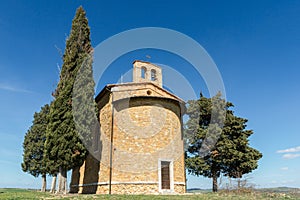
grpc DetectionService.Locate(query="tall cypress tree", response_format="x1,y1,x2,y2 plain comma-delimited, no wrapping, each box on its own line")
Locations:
45,6,93,194
72,53,99,152
185,93,262,192
22,104,50,192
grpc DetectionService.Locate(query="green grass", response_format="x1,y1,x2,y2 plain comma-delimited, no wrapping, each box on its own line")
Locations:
0,188,51,199
0,188,300,200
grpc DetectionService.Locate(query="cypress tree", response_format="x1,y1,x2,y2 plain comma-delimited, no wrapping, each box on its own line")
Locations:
22,104,50,192
221,113,262,188
45,6,94,194
72,53,99,153
185,93,262,192
185,93,226,192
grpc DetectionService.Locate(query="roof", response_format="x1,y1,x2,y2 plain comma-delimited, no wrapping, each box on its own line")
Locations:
95,82,185,105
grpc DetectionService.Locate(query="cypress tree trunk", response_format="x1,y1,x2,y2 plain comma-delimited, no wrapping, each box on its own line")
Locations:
237,178,241,189
237,170,242,189
56,170,61,193
212,171,218,192
57,167,67,194
50,175,57,193
41,174,46,192
65,176,67,194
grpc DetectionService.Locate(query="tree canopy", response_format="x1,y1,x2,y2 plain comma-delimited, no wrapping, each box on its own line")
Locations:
21,104,50,191
185,93,262,192
45,6,94,193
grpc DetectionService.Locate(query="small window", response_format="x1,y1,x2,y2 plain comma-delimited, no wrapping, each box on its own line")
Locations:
141,67,146,79
151,69,157,81
161,161,170,189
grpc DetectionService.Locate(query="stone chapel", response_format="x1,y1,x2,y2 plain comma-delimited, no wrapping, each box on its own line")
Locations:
70,60,186,194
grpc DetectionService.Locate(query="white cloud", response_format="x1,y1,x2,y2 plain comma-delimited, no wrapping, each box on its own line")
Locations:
277,146,300,159
280,167,289,170
0,83,33,93
277,146,300,153
282,154,300,159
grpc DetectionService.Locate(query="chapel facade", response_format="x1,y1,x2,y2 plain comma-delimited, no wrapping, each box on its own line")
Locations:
70,60,186,194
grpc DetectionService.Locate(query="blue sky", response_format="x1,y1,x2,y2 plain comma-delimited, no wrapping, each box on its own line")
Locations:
1,0,300,189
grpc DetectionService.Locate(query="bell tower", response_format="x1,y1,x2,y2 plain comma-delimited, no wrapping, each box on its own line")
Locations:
133,60,162,87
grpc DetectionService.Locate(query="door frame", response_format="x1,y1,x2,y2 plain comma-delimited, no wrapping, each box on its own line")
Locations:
158,158,174,193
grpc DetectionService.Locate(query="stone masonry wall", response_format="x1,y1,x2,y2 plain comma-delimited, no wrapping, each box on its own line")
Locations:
71,85,186,194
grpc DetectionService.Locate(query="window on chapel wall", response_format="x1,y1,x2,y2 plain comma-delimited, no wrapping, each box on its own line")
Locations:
141,67,146,79
151,69,157,81
161,161,171,189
